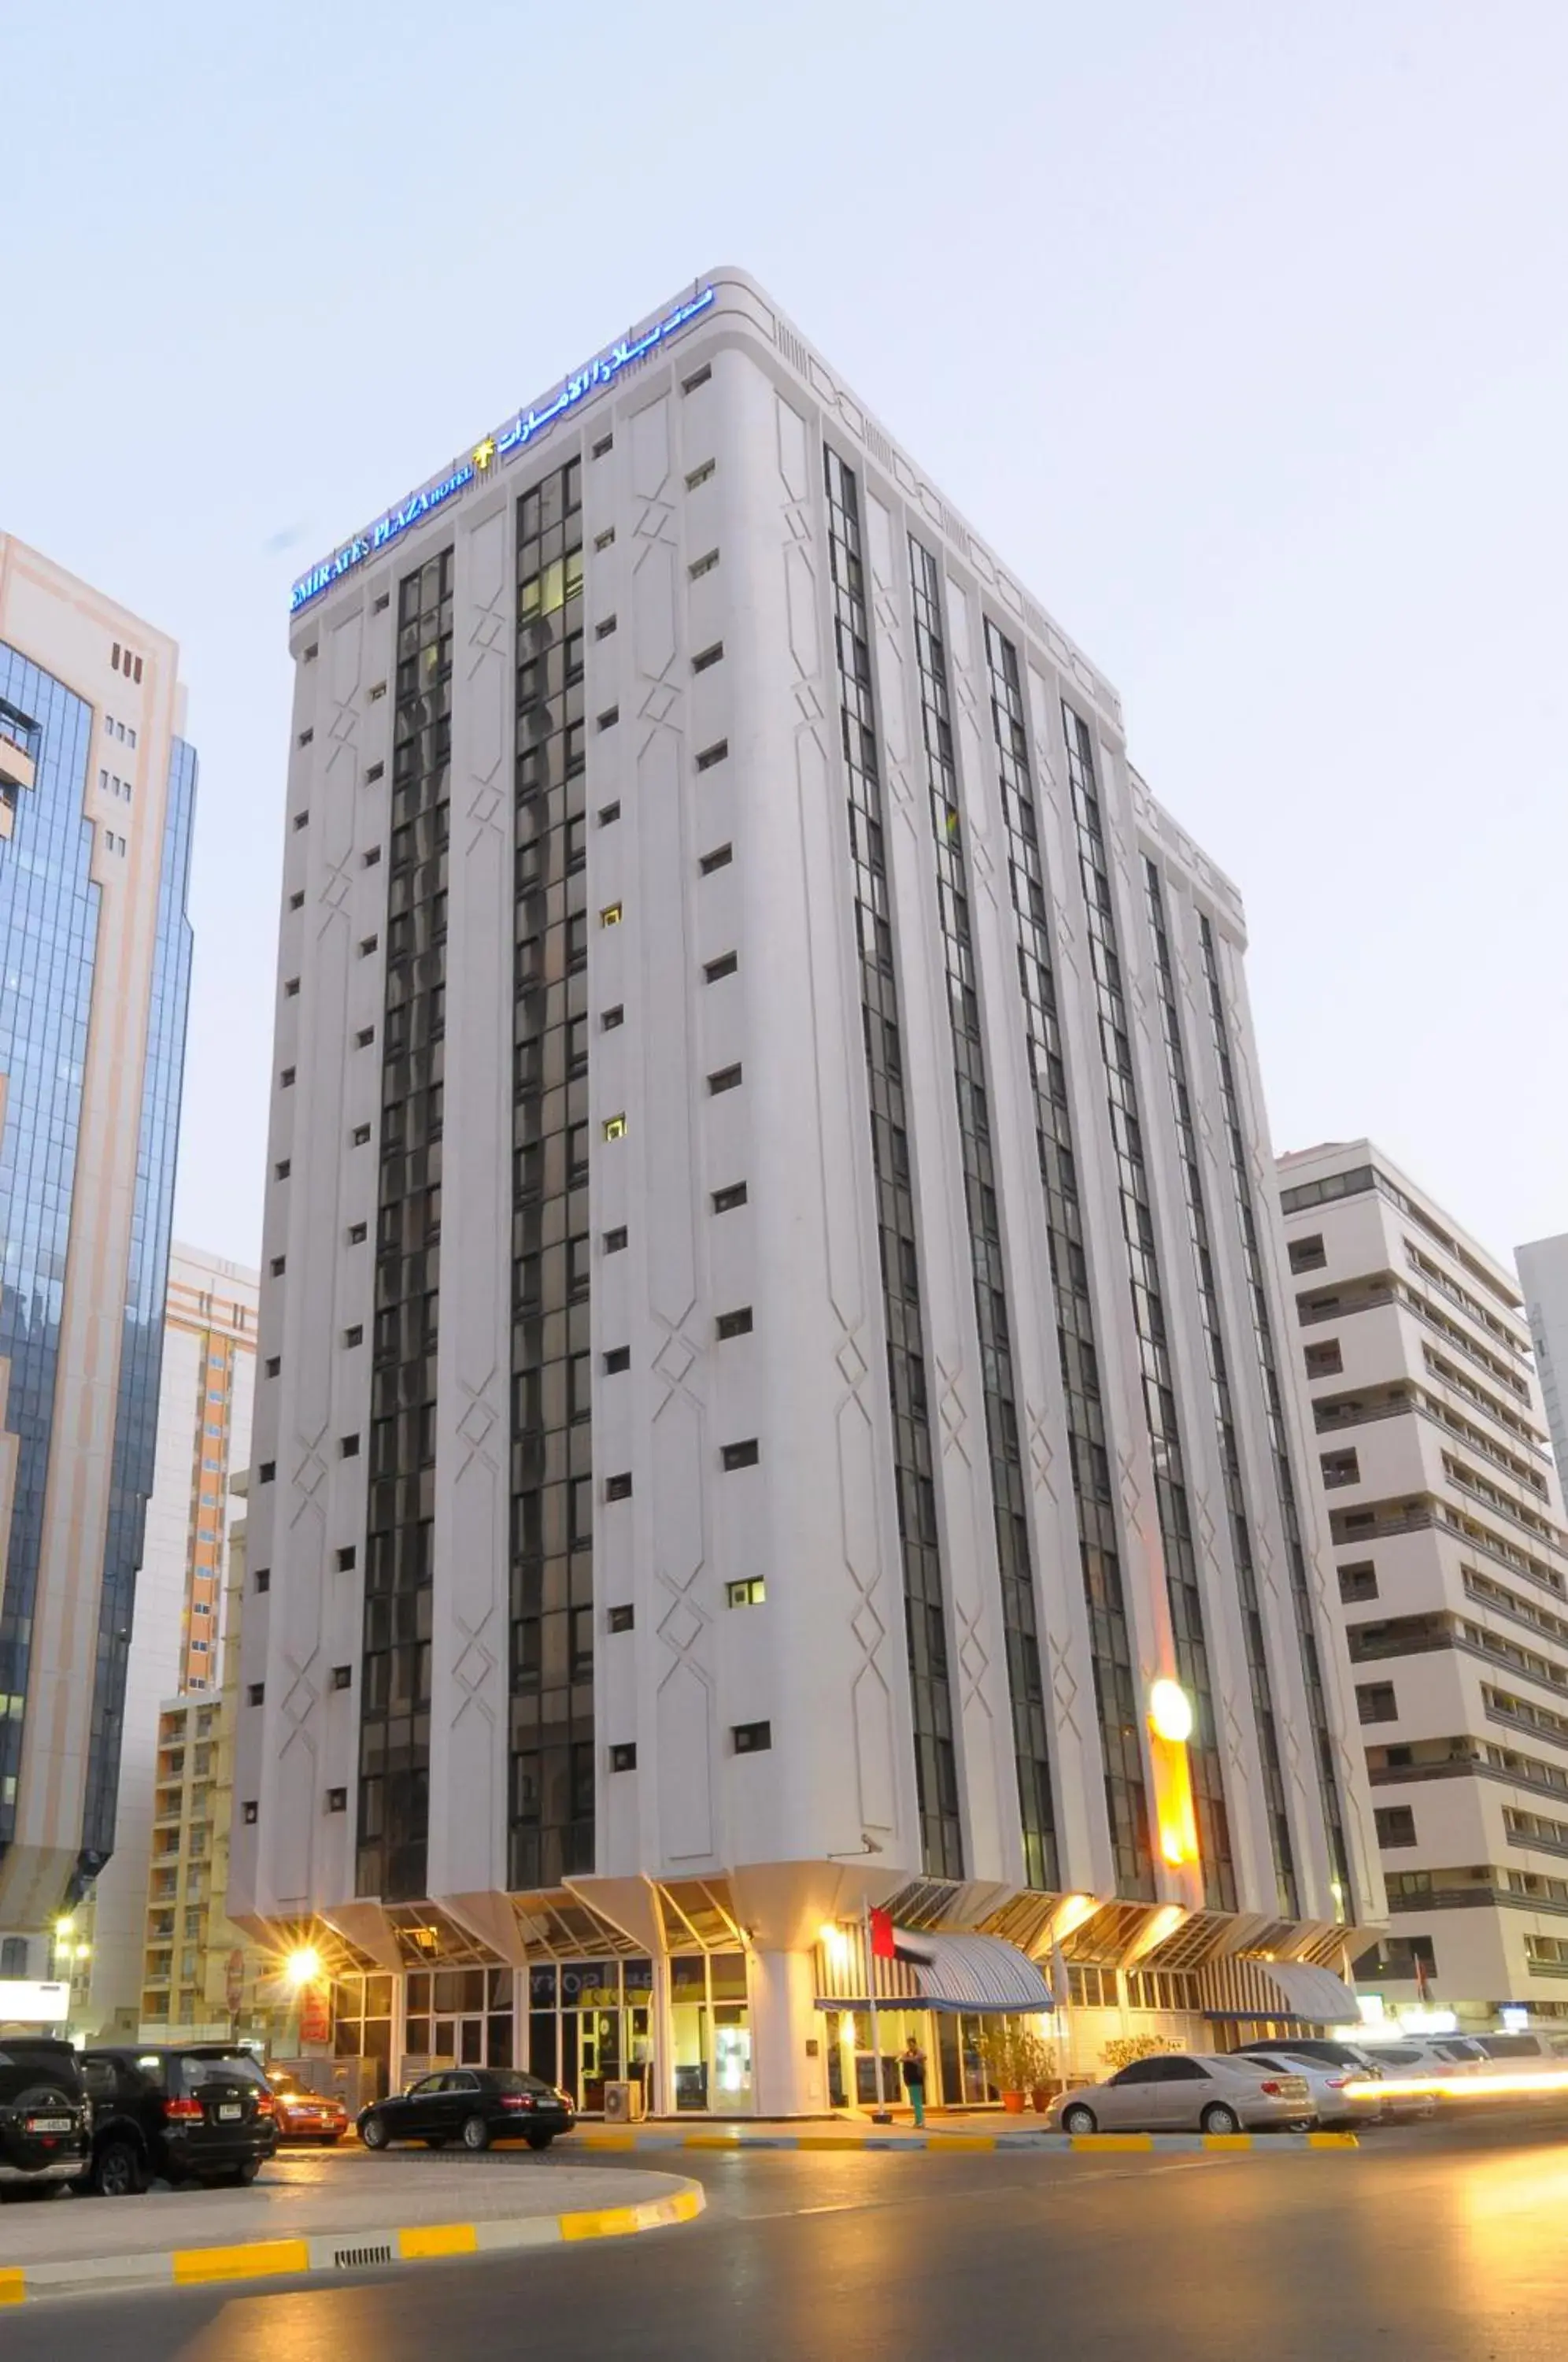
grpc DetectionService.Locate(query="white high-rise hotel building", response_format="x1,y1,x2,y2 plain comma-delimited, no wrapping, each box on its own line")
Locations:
231,272,1380,2112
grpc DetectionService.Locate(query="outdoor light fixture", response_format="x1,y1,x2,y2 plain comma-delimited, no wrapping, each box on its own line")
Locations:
284,1945,323,1990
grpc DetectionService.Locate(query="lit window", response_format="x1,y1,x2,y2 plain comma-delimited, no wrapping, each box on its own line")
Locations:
601,903,623,927
727,1579,766,1609
603,1114,627,1142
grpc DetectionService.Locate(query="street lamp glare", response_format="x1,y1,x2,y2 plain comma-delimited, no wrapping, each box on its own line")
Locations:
285,1945,323,1990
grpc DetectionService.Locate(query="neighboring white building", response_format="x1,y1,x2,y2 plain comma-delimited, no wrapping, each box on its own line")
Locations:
0,539,197,1971
1279,1142,1568,2026
1516,1233,1568,1494
231,268,1381,2113
83,1246,257,2032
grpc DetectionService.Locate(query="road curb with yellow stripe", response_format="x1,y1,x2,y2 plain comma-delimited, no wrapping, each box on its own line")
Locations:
0,2177,704,2307
575,2129,1359,2156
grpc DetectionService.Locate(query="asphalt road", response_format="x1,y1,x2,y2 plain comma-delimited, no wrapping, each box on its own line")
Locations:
10,2116,1568,2360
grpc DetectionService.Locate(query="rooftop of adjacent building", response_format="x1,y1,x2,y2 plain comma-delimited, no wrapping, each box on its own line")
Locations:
0,531,190,735
1278,1138,1525,1324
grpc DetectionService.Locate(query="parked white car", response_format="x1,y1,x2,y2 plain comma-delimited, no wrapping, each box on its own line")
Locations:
1049,2053,1314,2135
1233,2046,1381,2127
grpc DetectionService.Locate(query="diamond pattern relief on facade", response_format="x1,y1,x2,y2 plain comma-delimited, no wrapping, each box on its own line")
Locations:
834,1333,867,1391
452,1638,497,1697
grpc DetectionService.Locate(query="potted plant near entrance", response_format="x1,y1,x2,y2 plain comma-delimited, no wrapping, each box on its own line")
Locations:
977,2023,1052,2112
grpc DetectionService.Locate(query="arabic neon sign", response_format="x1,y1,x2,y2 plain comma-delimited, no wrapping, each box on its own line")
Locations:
290,286,716,615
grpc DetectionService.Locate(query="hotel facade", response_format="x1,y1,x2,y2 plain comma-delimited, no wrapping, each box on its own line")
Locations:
230,271,1381,2110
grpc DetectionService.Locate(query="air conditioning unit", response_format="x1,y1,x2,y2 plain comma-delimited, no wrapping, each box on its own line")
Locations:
602,2079,645,2123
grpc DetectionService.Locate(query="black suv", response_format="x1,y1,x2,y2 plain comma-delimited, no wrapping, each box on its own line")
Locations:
0,2038,91,2197
77,2045,279,2195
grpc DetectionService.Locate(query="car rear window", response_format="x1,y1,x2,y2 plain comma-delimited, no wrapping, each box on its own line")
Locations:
486,2071,556,2096
1476,2034,1544,2059
0,2045,82,2105
177,2053,270,2092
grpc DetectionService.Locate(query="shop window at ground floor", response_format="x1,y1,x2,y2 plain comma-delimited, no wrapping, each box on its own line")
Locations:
527,1957,653,2111
331,1973,396,2096
671,1951,750,2112
403,1965,514,2072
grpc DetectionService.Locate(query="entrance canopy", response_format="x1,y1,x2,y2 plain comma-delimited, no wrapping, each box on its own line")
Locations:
815,1928,1056,2015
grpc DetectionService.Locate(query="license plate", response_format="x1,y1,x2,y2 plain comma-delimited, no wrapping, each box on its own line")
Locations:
218,2103,243,2120
27,2117,72,2134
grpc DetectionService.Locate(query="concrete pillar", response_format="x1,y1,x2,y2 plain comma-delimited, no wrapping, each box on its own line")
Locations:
749,1948,827,2117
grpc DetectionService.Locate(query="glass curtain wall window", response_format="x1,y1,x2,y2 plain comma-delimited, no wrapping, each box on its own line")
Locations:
907,537,1056,1890
982,621,1151,1900
510,457,594,1892
823,448,962,1880
1059,704,1233,1912
1144,861,1296,1916
1197,916,1352,1910
357,547,453,1902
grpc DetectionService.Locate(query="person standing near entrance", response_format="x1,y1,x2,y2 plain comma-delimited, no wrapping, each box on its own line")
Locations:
900,2038,927,2127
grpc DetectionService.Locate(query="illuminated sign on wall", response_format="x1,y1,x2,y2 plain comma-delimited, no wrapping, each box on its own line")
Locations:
290,286,716,615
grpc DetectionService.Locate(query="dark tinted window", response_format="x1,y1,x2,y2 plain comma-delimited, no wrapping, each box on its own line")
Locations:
177,2052,268,2091
80,2058,119,2102
1109,2059,1164,2084
1476,2034,1544,2060
1160,2057,1210,2081
485,2071,555,2096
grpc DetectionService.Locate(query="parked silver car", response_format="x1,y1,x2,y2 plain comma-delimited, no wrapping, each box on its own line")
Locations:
1234,2046,1381,2127
1050,2052,1314,2134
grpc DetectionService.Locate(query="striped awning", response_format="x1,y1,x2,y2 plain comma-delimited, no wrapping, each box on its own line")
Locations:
1200,1955,1359,2025
893,1931,1056,2014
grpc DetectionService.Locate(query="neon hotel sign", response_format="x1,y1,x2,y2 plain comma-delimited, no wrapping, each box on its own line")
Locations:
289,288,716,615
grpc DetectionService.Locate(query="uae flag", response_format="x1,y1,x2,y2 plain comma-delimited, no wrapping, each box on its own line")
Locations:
868,1907,897,1961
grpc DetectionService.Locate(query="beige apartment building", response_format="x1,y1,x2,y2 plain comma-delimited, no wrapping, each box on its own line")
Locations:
1279,1142,1568,2023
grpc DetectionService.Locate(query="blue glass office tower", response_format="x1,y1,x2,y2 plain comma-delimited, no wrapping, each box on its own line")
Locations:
0,535,195,1960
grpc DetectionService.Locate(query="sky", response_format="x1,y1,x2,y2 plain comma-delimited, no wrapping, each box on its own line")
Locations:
4,0,1566,1273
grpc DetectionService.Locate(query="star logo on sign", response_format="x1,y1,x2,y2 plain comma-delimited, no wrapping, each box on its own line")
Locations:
473,437,497,472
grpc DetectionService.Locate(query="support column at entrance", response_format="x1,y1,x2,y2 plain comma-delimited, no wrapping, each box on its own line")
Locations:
749,1949,827,2116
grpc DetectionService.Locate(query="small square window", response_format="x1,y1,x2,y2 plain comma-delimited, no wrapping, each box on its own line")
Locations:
363,846,382,868
342,1324,364,1347
365,761,385,783
601,903,623,927
686,458,716,489
292,809,309,831
326,1787,347,1812
592,433,614,458
348,1221,368,1244
331,1663,353,1688
259,1464,276,1484
601,1005,624,1031
297,729,313,749
242,1801,258,1825
682,363,712,394
340,1433,361,1459
608,1603,634,1634
604,1226,628,1253
352,1124,371,1146
610,1742,638,1773
716,1307,753,1339
279,1067,296,1088
595,615,617,640
599,802,621,826
605,1472,633,1501
689,550,719,581
368,682,387,703
359,935,379,957
1304,1339,1343,1378
727,1578,766,1609
708,1063,742,1095
693,642,723,673
597,706,619,732
373,590,390,613
1289,1234,1328,1274
269,1256,286,1278
335,1549,357,1574
290,890,305,911
1339,1561,1379,1604
284,976,301,998
603,1114,627,1142
604,1346,631,1374
254,1568,271,1594
712,1182,748,1213
722,1438,760,1471
695,740,728,772
248,1683,265,1706
699,843,733,876
704,951,738,983
264,1357,280,1379
355,1026,375,1048
733,1720,771,1754
594,528,616,552
274,1159,291,1180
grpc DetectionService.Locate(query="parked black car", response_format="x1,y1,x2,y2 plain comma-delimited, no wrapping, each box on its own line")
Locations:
359,2068,575,2153
76,2045,279,2195
0,2038,91,2198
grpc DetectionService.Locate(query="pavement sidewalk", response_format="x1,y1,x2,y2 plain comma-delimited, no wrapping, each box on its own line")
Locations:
574,2119,1359,2154
0,2160,703,2306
